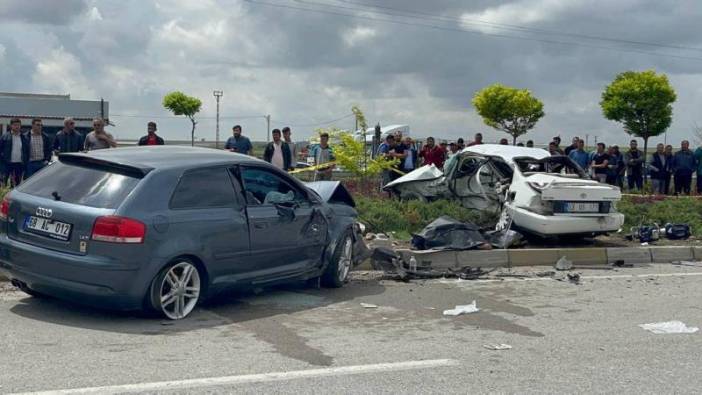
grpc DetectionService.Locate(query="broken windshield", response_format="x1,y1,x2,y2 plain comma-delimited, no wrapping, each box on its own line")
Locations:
514,156,586,178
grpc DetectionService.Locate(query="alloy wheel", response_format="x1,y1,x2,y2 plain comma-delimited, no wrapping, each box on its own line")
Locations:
159,262,200,320
337,237,353,282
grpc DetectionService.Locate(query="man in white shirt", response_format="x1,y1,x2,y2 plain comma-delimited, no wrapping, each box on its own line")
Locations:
263,129,292,170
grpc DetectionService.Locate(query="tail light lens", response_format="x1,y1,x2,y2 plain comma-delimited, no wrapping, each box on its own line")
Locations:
91,216,146,244
0,196,9,221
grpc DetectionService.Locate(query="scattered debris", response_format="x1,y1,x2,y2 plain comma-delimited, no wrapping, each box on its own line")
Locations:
572,265,613,270
411,216,489,251
639,321,699,334
611,260,634,268
664,223,690,240
443,300,480,316
627,224,660,243
555,256,573,271
484,229,525,249
360,303,378,309
567,273,581,285
672,261,702,267
448,266,495,280
483,343,512,350
364,233,376,241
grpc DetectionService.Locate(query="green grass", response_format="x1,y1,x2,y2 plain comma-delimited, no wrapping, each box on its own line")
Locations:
618,196,702,236
355,196,498,238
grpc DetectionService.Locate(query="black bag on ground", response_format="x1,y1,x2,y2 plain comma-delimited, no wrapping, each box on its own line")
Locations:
411,216,486,250
665,223,690,240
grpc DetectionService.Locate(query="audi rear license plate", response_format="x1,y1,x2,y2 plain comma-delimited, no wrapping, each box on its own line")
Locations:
24,216,72,241
564,202,600,213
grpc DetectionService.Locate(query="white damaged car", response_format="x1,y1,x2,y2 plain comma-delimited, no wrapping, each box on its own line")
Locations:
384,144,625,237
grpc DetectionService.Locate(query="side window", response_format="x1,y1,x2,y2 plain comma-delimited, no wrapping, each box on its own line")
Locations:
240,168,307,206
170,167,239,209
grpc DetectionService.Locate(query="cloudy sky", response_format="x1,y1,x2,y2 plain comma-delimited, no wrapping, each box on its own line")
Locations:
1,0,701,145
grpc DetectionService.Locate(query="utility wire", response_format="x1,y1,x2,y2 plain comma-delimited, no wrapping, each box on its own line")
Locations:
111,112,355,128
244,0,702,62
327,0,702,53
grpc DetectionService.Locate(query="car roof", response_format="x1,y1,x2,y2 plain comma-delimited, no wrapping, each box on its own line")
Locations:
461,144,550,162
60,146,263,173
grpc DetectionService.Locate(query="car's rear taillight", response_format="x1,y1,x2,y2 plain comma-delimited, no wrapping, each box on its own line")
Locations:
91,216,146,243
0,196,9,221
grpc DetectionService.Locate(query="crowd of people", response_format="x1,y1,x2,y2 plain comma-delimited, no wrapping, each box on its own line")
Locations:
0,117,164,186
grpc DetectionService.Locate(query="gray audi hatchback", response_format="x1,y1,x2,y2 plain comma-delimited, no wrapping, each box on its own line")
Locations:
0,146,365,319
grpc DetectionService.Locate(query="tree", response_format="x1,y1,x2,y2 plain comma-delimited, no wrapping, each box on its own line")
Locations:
163,91,202,146
472,84,544,145
600,70,676,167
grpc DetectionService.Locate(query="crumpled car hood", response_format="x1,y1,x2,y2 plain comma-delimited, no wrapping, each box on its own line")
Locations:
384,164,444,189
305,181,356,207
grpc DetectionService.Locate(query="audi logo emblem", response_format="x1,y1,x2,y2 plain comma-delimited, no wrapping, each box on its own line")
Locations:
36,207,53,218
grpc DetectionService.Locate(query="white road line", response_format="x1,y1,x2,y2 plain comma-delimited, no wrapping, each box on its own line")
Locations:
13,359,459,395
440,271,702,284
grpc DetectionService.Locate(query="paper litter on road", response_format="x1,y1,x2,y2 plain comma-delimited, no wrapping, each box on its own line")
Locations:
639,320,699,334
360,303,378,309
555,256,572,271
483,343,512,350
443,300,479,316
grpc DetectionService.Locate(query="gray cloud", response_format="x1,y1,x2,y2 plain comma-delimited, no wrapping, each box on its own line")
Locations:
0,0,87,25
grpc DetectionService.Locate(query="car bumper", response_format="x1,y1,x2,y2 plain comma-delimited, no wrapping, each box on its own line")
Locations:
0,234,149,310
511,206,625,236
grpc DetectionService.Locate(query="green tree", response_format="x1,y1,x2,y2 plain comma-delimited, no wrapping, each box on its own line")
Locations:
472,84,544,145
601,70,677,166
163,91,202,146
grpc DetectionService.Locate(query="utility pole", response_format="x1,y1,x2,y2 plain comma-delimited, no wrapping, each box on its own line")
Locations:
585,134,589,148
265,115,271,142
213,90,223,149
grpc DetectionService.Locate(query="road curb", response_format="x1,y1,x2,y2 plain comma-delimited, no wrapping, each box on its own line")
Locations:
352,245,699,271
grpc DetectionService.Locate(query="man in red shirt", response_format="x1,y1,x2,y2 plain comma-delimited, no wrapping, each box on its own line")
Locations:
419,137,446,169
467,133,483,146
138,122,165,146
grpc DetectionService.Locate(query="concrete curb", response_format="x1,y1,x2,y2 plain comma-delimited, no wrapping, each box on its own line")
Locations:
356,245,700,271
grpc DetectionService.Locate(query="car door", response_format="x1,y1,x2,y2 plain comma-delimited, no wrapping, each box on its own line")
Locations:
236,165,328,279
168,166,251,283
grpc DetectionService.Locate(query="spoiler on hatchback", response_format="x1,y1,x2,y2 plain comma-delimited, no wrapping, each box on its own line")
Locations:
58,154,154,178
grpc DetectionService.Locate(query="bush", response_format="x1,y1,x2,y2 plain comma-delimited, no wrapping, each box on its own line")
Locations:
618,196,702,236
356,196,498,238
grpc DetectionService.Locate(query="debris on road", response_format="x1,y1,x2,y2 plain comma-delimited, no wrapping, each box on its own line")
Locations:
443,301,480,316
611,260,634,268
567,273,581,285
360,303,378,309
672,261,702,267
639,321,699,334
555,256,573,271
483,343,512,350
572,265,613,270
411,216,490,251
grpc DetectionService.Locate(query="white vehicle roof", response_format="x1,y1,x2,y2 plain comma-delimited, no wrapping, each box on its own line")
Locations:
461,144,550,164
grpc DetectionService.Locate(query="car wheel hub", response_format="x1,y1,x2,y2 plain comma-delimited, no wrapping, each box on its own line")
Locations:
159,262,200,320
337,237,353,281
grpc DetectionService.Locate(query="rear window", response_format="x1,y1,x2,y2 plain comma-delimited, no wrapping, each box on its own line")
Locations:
17,162,141,209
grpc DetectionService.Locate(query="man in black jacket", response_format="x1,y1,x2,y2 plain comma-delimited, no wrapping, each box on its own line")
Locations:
263,129,291,171
25,118,53,178
138,122,165,146
53,117,85,153
0,118,29,186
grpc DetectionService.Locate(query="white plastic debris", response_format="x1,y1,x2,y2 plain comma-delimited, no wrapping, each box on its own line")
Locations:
443,301,479,316
555,256,573,271
483,343,512,350
639,321,699,334
360,303,378,309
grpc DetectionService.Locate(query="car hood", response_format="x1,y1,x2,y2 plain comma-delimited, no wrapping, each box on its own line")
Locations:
305,181,356,207
384,164,444,189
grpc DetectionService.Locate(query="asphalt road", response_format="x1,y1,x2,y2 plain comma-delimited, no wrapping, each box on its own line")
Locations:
1,263,702,394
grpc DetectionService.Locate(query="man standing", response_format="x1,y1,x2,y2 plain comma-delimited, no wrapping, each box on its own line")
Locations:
225,125,253,155
612,145,625,188
499,138,509,145
590,143,609,183
263,129,291,171
565,137,579,156
84,118,117,151
568,139,589,170
401,137,418,173
456,138,465,150
552,136,565,155
468,133,483,146
447,142,460,158
53,117,85,154
25,118,52,178
606,146,621,186
548,142,561,156
311,132,335,181
0,118,28,186
419,137,445,169
378,135,403,185
138,122,165,145
282,127,297,167
649,143,670,195
526,140,534,148
672,140,696,195
694,142,702,194
624,140,644,191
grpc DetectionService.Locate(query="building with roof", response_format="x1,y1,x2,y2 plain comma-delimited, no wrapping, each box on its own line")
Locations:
0,92,109,137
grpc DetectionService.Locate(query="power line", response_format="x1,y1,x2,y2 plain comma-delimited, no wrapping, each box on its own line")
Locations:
111,112,356,128
327,0,702,53
243,0,702,62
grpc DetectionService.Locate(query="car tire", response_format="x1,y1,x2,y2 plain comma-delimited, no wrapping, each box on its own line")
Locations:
148,259,202,320
321,231,353,288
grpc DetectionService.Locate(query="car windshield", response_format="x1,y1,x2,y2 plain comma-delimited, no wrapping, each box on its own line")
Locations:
17,162,141,209
514,156,585,178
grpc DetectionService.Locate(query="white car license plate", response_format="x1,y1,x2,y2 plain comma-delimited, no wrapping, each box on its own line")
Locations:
25,216,72,240
565,202,599,213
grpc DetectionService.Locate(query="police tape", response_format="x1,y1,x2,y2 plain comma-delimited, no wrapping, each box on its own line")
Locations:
287,162,406,176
